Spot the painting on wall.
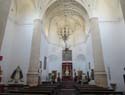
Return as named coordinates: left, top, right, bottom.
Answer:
left=123, top=74, right=125, bottom=85
left=0, top=66, right=2, bottom=82
left=39, top=61, right=42, bottom=71
left=44, top=56, right=47, bottom=70
left=62, top=50, right=72, bottom=61
left=0, top=56, right=3, bottom=61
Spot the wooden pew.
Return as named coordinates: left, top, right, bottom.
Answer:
left=8, top=87, right=54, bottom=95
left=74, top=84, right=123, bottom=95
left=8, top=90, right=53, bottom=95
left=0, top=93, right=48, bottom=95
left=7, top=82, right=61, bottom=95
left=78, top=91, right=123, bottom=95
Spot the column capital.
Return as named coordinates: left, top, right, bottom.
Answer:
left=34, top=19, right=42, bottom=23
left=89, top=17, right=99, bottom=21
left=33, top=19, right=44, bottom=27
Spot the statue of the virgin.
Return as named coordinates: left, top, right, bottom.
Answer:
left=65, top=66, right=69, bottom=76
left=10, top=66, right=23, bottom=83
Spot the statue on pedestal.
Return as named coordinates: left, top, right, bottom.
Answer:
left=91, top=69, right=94, bottom=80
left=57, top=72, right=61, bottom=82
left=74, top=69, right=77, bottom=82
left=10, top=66, right=23, bottom=83
left=65, top=66, right=69, bottom=76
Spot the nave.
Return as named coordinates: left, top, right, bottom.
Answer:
left=1, top=0, right=125, bottom=93
left=0, top=81, right=123, bottom=95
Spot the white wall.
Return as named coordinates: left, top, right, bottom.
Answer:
left=72, top=43, right=89, bottom=75
left=40, top=31, right=49, bottom=81
left=0, top=0, right=11, bottom=50
left=95, top=0, right=122, bottom=20
left=1, top=18, right=16, bottom=84
left=99, top=20, right=125, bottom=91
left=46, top=44, right=62, bottom=79
left=1, top=18, right=33, bottom=84
left=2, top=17, right=125, bottom=91
left=45, top=42, right=89, bottom=79
left=86, top=34, right=95, bottom=70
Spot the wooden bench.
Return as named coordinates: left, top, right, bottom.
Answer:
left=0, top=93, right=48, bottom=95
left=8, top=90, right=53, bottom=95
left=74, top=84, right=123, bottom=95
left=78, top=91, right=123, bottom=95
left=7, top=83, right=61, bottom=95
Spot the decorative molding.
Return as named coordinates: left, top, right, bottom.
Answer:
left=8, top=16, right=34, bottom=25
left=99, top=17, right=122, bottom=22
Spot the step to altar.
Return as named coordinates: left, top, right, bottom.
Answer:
left=61, top=81, right=74, bottom=89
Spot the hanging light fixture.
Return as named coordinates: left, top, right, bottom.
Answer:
left=57, top=15, right=73, bottom=50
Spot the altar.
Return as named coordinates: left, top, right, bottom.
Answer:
left=62, top=62, right=72, bottom=81
left=62, top=49, right=73, bottom=81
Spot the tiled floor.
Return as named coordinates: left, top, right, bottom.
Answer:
left=57, top=81, right=77, bottom=95
left=58, top=89, right=76, bottom=95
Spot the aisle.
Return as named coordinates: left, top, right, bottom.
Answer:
left=58, top=89, right=76, bottom=95
left=57, top=81, right=77, bottom=95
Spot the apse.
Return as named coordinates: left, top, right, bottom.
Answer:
left=43, top=0, right=90, bottom=49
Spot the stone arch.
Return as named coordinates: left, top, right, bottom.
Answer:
left=48, top=55, right=58, bottom=62
left=41, top=0, right=108, bottom=88
left=77, top=54, right=86, bottom=61
left=47, top=55, right=60, bottom=73
left=42, top=0, right=90, bottom=38
left=27, top=0, right=108, bottom=87
left=75, top=54, right=88, bottom=74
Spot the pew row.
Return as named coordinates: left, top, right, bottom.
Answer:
left=74, top=84, right=123, bottom=95
left=6, top=83, right=61, bottom=95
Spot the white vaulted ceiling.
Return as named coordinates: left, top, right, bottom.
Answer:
left=10, top=0, right=97, bottom=23
left=43, top=0, right=90, bottom=47
left=11, top=0, right=96, bottom=15
left=9, top=0, right=121, bottom=47
left=10, top=0, right=120, bottom=22
left=10, top=0, right=95, bottom=47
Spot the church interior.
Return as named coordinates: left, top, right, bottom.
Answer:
left=0, top=0, right=125, bottom=94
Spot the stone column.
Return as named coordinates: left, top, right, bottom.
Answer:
left=0, top=0, right=11, bottom=51
left=120, top=0, right=125, bottom=20
left=27, top=19, right=42, bottom=86
left=90, top=18, right=107, bottom=87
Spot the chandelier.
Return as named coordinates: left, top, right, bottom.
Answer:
left=58, top=25, right=73, bottom=41
left=57, top=15, right=74, bottom=50
left=57, top=25, right=73, bottom=49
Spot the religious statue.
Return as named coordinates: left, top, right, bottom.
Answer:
left=51, top=71, right=57, bottom=83
left=91, top=69, right=94, bottom=80
left=38, top=61, right=42, bottom=85
left=10, top=66, right=23, bottom=83
left=48, top=73, right=52, bottom=81
left=77, top=71, right=82, bottom=84
left=74, top=69, right=76, bottom=77
left=57, top=72, right=61, bottom=82
left=65, top=66, right=69, bottom=76
left=51, top=73, right=55, bottom=83
left=74, top=69, right=77, bottom=82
